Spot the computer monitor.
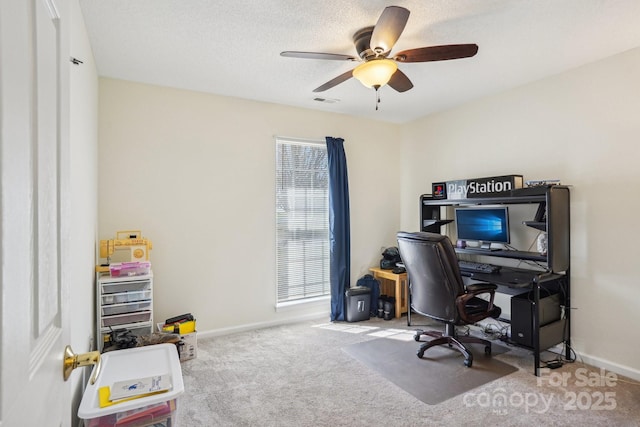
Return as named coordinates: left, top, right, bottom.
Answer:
left=454, top=206, right=510, bottom=250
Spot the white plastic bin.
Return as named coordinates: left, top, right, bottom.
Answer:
left=78, top=344, right=184, bottom=427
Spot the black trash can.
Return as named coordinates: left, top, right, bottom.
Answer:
left=345, top=286, right=371, bottom=322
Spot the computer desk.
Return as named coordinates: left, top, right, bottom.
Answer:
left=406, top=265, right=569, bottom=376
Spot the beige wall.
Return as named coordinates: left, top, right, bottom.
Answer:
left=98, top=47, right=640, bottom=380
left=98, top=79, right=401, bottom=334
left=401, top=47, right=640, bottom=379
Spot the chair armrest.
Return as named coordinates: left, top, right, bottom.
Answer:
left=456, top=289, right=495, bottom=307
left=456, top=284, right=497, bottom=324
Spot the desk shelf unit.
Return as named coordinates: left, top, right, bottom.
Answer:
left=96, top=271, right=154, bottom=352
left=419, top=185, right=571, bottom=375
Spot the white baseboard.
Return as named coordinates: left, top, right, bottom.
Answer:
left=474, top=319, right=640, bottom=382
left=197, top=310, right=329, bottom=339
left=576, top=352, right=640, bottom=382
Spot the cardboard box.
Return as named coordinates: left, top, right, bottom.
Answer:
left=178, top=332, right=197, bottom=362
left=156, top=323, right=197, bottom=362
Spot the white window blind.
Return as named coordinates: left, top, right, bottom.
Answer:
left=275, top=137, right=330, bottom=304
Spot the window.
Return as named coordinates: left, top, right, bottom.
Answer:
left=275, top=137, right=330, bottom=305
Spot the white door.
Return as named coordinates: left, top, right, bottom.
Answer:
left=1, top=0, right=71, bottom=426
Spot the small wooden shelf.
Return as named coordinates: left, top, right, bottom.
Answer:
left=369, top=267, right=408, bottom=319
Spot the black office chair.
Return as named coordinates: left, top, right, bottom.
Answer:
left=396, top=231, right=502, bottom=367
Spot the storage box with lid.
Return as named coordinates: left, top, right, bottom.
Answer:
left=78, top=344, right=184, bottom=427
left=109, top=261, right=151, bottom=278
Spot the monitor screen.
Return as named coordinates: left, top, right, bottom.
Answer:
left=455, top=207, right=510, bottom=245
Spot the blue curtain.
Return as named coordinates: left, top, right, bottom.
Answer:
left=326, top=137, right=350, bottom=321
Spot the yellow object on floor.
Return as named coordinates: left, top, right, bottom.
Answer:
left=162, top=319, right=196, bottom=334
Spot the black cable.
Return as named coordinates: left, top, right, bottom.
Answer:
left=479, top=321, right=509, bottom=340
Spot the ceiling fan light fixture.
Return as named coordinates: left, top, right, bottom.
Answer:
left=353, top=59, right=397, bottom=89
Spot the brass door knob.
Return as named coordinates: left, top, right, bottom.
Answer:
left=63, top=345, right=102, bottom=384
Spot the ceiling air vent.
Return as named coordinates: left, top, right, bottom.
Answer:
left=313, top=97, right=340, bottom=104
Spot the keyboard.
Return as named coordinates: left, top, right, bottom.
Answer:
left=458, top=260, right=502, bottom=274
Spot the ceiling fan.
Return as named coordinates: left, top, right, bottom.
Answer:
left=281, top=6, right=478, bottom=97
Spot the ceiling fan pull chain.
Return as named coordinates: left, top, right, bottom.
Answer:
left=375, top=86, right=380, bottom=111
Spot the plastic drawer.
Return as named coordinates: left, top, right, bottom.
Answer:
left=101, top=290, right=151, bottom=305
left=101, top=301, right=152, bottom=316
left=101, top=279, right=151, bottom=294
left=85, top=399, right=177, bottom=427
left=101, top=311, right=152, bottom=327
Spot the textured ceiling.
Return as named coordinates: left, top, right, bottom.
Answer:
left=78, top=0, right=640, bottom=124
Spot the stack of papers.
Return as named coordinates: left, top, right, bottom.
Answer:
left=98, top=374, right=172, bottom=408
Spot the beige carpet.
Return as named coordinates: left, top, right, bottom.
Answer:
left=176, top=316, right=640, bottom=426
left=343, top=336, right=517, bottom=404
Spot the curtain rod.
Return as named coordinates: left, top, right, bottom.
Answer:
left=274, top=135, right=326, bottom=145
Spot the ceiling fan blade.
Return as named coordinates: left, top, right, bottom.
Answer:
left=370, top=6, right=410, bottom=55
left=394, top=44, right=479, bottom=63
left=313, top=69, right=354, bottom=92
left=387, top=69, right=413, bottom=93
left=280, top=51, right=358, bottom=61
